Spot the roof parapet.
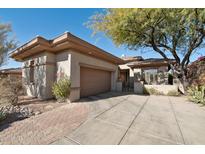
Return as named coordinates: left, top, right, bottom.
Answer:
left=10, top=32, right=124, bottom=64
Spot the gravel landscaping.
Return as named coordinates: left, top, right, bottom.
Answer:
left=0, top=96, right=66, bottom=130
left=0, top=105, right=34, bottom=126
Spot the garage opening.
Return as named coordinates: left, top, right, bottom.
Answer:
left=80, top=66, right=111, bottom=98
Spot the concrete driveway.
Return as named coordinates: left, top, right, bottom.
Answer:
left=52, top=92, right=205, bottom=145
left=1, top=92, right=205, bottom=145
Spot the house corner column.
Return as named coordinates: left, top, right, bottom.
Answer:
left=111, top=68, right=118, bottom=91
left=69, top=52, right=80, bottom=102
left=69, top=88, right=80, bottom=102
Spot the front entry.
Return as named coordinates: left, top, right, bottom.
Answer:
left=119, top=69, right=131, bottom=91
left=80, top=67, right=111, bottom=98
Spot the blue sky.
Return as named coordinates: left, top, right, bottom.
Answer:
left=0, top=8, right=204, bottom=69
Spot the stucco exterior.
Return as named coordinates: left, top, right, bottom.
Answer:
left=56, top=51, right=71, bottom=81
left=21, top=49, right=119, bottom=102
left=144, top=85, right=178, bottom=95
left=12, top=32, right=178, bottom=102
left=22, top=52, right=56, bottom=99
left=13, top=33, right=123, bottom=102
left=69, top=50, right=118, bottom=101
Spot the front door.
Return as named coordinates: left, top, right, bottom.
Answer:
left=120, top=70, right=129, bottom=91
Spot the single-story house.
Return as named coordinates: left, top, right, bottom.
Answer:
left=11, top=32, right=124, bottom=101
left=0, top=67, right=22, bottom=80
left=11, top=32, right=178, bottom=101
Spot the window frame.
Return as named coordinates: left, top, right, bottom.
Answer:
left=29, top=60, right=35, bottom=84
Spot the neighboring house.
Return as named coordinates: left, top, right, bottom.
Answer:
left=119, top=56, right=176, bottom=91
left=11, top=32, right=177, bottom=101
left=11, top=32, right=124, bottom=101
left=0, top=68, right=22, bottom=80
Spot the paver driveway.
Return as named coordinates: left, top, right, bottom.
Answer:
left=1, top=92, right=205, bottom=145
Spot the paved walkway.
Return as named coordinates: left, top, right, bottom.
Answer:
left=0, top=104, right=89, bottom=144
left=1, top=92, right=205, bottom=144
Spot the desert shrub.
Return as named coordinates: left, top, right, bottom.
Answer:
left=144, top=87, right=163, bottom=95
left=167, top=90, right=180, bottom=96
left=187, top=85, right=205, bottom=105
left=0, top=111, right=6, bottom=122
left=52, top=77, right=71, bottom=102
left=0, top=77, right=23, bottom=106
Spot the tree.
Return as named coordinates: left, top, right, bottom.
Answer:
left=87, top=9, right=205, bottom=91
left=0, top=21, right=16, bottom=67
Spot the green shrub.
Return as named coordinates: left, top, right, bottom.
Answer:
left=167, top=90, right=180, bottom=96
left=52, top=77, right=71, bottom=102
left=187, top=85, right=205, bottom=105
left=0, top=111, right=6, bottom=122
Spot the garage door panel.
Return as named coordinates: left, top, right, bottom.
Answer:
left=80, top=67, right=111, bottom=97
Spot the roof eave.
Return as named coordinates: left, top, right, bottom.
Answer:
left=10, top=33, right=124, bottom=65
left=10, top=36, right=50, bottom=60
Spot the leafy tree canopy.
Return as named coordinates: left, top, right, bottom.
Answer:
left=0, top=21, right=16, bottom=67
left=88, top=9, right=205, bottom=76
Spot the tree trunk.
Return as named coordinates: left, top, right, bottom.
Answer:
left=178, top=69, right=189, bottom=95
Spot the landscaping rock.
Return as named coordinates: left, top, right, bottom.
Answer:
left=0, top=105, right=34, bottom=123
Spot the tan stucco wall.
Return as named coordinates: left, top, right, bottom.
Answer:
left=22, top=52, right=56, bottom=99
left=118, top=64, right=142, bottom=88
left=144, top=85, right=178, bottom=95
left=22, top=50, right=118, bottom=102
left=116, top=81, right=122, bottom=92
left=22, top=53, right=46, bottom=98
left=56, top=51, right=71, bottom=81
left=45, top=52, right=56, bottom=98
left=69, top=50, right=118, bottom=102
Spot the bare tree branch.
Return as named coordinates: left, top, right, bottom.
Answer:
left=149, top=27, right=169, bottom=60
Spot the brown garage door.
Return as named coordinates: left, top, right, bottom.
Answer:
left=80, top=67, right=111, bottom=97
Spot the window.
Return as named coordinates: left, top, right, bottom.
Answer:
left=144, top=69, right=158, bottom=85
left=30, top=60, right=34, bottom=83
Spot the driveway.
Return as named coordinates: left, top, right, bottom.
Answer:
left=1, top=92, right=205, bottom=144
